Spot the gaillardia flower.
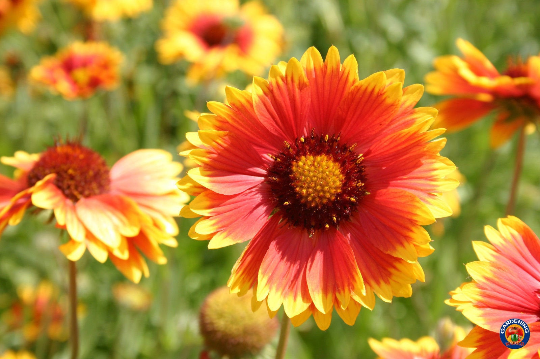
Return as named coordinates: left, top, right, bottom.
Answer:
left=368, top=326, right=471, bottom=359
left=66, top=0, right=152, bottom=22
left=447, top=216, right=540, bottom=358
left=156, top=0, right=283, bottom=83
left=0, top=0, right=41, bottom=35
left=426, top=38, right=540, bottom=148
left=29, top=42, right=122, bottom=100
left=3, top=281, right=67, bottom=342
left=0, top=141, right=188, bottom=282
left=179, top=46, right=457, bottom=329
left=199, top=286, right=279, bottom=358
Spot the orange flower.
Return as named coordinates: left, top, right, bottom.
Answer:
left=29, top=42, right=122, bottom=100
left=447, top=216, right=540, bottom=358
left=0, top=141, right=188, bottom=282
left=3, top=281, right=67, bottom=342
left=156, top=0, right=283, bottom=83
left=0, top=0, right=40, bottom=35
left=179, top=46, right=457, bottom=330
left=426, top=39, right=540, bottom=148
left=66, top=0, right=152, bottom=22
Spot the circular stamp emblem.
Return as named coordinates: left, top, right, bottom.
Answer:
left=500, top=319, right=530, bottom=349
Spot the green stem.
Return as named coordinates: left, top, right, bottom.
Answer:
left=274, top=314, right=291, bottom=359
left=505, top=126, right=526, bottom=216
left=69, top=260, right=79, bottom=359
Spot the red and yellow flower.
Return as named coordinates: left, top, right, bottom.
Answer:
left=0, top=141, right=188, bottom=282
left=368, top=325, right=471, bottom=359
left=66, top=0, right=152, bottom=22
left=29, top=42, right=123, bottom=100
left=3, top=281, right=67, bottom=341
left=0, top=0, right=40, bottom=35
left=156, top=0, right=283, bottom=83
left=447, top=216, right=540, bottom=358
left=426, top=39, right=540, bottom=148
left=179, top=46, right=457, bottom=329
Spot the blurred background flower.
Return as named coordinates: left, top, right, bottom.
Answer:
left=199, top=286, right=279, bottom=358
left=29, top=42, right=123, bottom=100
left=0, top=351, right=36, bottom=359
left=112, top=282, right=152, bottom=311
left=426, top=39, right=540, bottom=148
left=66, top=0, right=153, bottom=22
left=368, top=320, right=471, bottom=359
left=2, top=281, right=67, bottom=342
left=0, top=0, right=40, bottom=36
left=156, top=0, right=283, bottom=83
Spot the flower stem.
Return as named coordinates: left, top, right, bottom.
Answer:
left=69, top=260, right=79, bottom=359
left=275, top=314, right=291, bottom=359
left=505, top=126, right=526, bottom=216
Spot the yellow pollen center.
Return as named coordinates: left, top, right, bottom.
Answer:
left=291, top=154, right=344, bottom=207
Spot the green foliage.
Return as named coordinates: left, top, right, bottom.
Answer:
left=1, top=0, right=539, bottom=358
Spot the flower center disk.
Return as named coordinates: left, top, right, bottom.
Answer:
left=266, top=132, right=368, bottom=233
left=291, top=154, right=344, bottom=207
left=27, top=143, right=110, bottom=202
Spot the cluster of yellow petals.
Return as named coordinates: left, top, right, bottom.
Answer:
left=0, top=0, right=41, bottom=35
left=66, top=0, right=152, bottom=21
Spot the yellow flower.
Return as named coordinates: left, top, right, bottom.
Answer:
left=66, top=0, right=152, bottom=22
left=156, top=0, right=283, bottom=83
left=112, top=283, right=152, bottom=311
left=29, top=42, right=123, bottom=100
left=0, top=351, right=36, bottom=359
left=0, top=66, right=14, bottom=97
left=0, top=0, right=40, bottom=35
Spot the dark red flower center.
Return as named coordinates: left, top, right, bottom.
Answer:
left=266, top=132, right=368, bottom=235
left=504, top=56, right=529, bottom=78
left=27, top=142, right=110, bottom=202
left=190, top=15, right=253, bottom=52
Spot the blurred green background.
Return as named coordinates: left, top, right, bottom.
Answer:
left=1, top=0, right=540, bottom=358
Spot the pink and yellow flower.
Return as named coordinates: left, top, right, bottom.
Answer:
left=156, top=0, right=283, bottom=83
left=66, top=0, right=152, bottom=22
left=179, top=46, right=457, bottom=330
left=426, top=39, right=540, bottom=148
left=0, top=141, right=188, bottom=282
left=447, top=216, right=540, bottom=358
left=29, top=42, right=123, bottom=100
left=0, top=0, right=40, bottom=35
